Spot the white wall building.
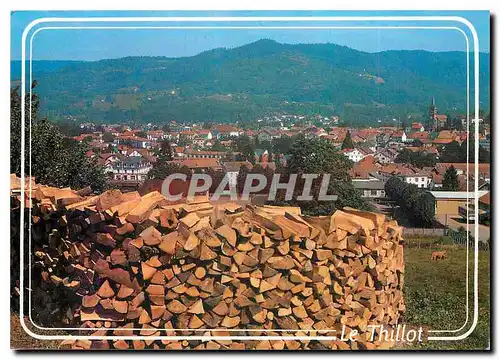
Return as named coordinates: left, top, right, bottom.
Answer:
left=403, top=174, right=431, bottom=188
left=342, top=148, right=365, bottom=163
left=110, top=157, right=152, bottom=182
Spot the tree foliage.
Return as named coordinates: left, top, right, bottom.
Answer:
left=394, top=148, right=437, bottom=168
left=102, top=131, right=115, bottom=143
left=341, top=130, right=354, bottom=150
left=148, top=162, right=190, bottom=180
left=14, top=44, right=490, bottom=125
left=385, top=176, right=435, bottom=226
left=442, top=165, right=460, bottom=191
left=269, top=137, right=370, bottom=215
left=157, top=140, right=174, bottom=161
left=272, top=134, right=304, bottom=155
left=440, top=140, right=490, bottom=163
left=233, top=135, right=256, bottom=163
left=148, top=140, right=184, bottom=180
left=11, top=84, right=107, bottom=192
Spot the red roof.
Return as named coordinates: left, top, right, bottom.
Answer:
left=479, top=192, right=490, bottom=206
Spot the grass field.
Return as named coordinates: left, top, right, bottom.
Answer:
left=402, top=245, right=490, bottom=350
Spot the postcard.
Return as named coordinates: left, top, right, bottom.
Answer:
left=10, top=10, right=491, bottom=351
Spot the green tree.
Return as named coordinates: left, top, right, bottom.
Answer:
left=161, top=123, right=171, bottom=133
left=272, top=134, right=303, bottom=154
left=384, top=176, right=435, bottom=226
left=341, top=130, right=354, bottom=150
left=209, top=139, right=226, bottom=152
left=157, top=140, right=174, bottom=161
left=236, top=164, right=251, bottom=194
left=442, top=165, right=460, bottom=191
left=270, top=137, right=369, bottom=215
left=439, top=141, right=464, bottom=162
left=148, top=162, right=189, bottom=180
left=149, top=140, right=178, bottom=179
left=413, top=192, right=436, bottom=226
left=11, top=84, right=107, bottom=192
left=395, top=149, right=436, bottom=168
left=102, top=132, right=115, bottom=143
left=234, top=135, right=256, bottom=164
left=412, top=139, right=423, bottom=147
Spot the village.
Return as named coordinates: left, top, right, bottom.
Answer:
left=71, top=102, right=491, bottom=244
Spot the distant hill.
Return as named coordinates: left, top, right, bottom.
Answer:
left=11, top=60, right=86, bottom=80
left=11, top=39, right=490, bottom=125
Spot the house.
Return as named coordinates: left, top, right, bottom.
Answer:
left=434, top=114, right=448, bottom=129
left=110, top=157, right=153, bottom=183
left=196, top=130, right=213, bottom=140
left=114, top=135, right=151, bottom=149
left=479, top=192, right=490, bottom=212
left=184, top=149, right=225, bottom=159
left=169, top=158, right=222, bottom=172
left=434, top=163, right=490, bottom=184
left=390, top=131, right=408, bottom=144
left=352, top=179, right=386, bottom=199
left=212, top=125, right=241, bottom=139
left=165, top=132, right=180, bottom=142
left=97, top=153, right=122, bottom=173
left=378, top=164, right=432, bottom=188
left=411, top=122, right=425, bottom=132
left=430, top=190, right=488, bottom=216
left=257, top=130, right=273, bottom=142
left=169, top=146, right=183, bottom=158
left=146, top=130, right=165, bottom=141
left=376, top=133, right=391, bottom=148
left=179, top=130, right=197, bottom=140
left=341, top=148, right=365, bottom=163
left=126, top=149, right=142, bottom=158
left=373, top=148, right=398, bottom=164
left=350, top=156, right=379, bottom=179
left=222, top=161, right=253, bottom=189
left=430, top=130, right=458, bottom=145
left=402, top=173, right=432, bottom=188
left=192, top=138, right=206, bottom=147
left=407, top=131, right=430, bottom=142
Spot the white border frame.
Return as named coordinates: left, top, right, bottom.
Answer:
left=19, top=15, right=480, bottom=343
left=26, top=25, right=473, bottom=336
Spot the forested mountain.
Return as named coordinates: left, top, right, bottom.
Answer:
left=11, top=39, right=490, bottom=125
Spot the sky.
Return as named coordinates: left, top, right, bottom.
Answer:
left=11, top=10, right=490, bottom=61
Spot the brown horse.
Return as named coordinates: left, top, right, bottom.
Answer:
left=431, top=251, right=447, bottom=260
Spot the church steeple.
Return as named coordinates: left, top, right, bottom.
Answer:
left=428, top=97, right=438, bottom=131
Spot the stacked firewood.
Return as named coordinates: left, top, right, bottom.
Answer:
left=11, top=175, right=405, bottom=350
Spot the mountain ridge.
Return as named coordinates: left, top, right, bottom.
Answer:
left=10, top=39, right=490, bottom=125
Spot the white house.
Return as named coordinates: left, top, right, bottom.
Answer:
left=341, top=148, right=365, bottom=163
left=110, top=157, right=152, bottom=182
left=402, top=173, right=432, bottom=188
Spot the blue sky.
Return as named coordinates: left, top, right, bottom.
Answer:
left=11, top=10, right=490, bottom=61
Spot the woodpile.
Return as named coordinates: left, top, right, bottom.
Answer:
left=11, top=175, right=405, bottom=350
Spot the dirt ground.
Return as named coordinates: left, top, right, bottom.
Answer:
left=10, top=313, right=61, bottom=350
